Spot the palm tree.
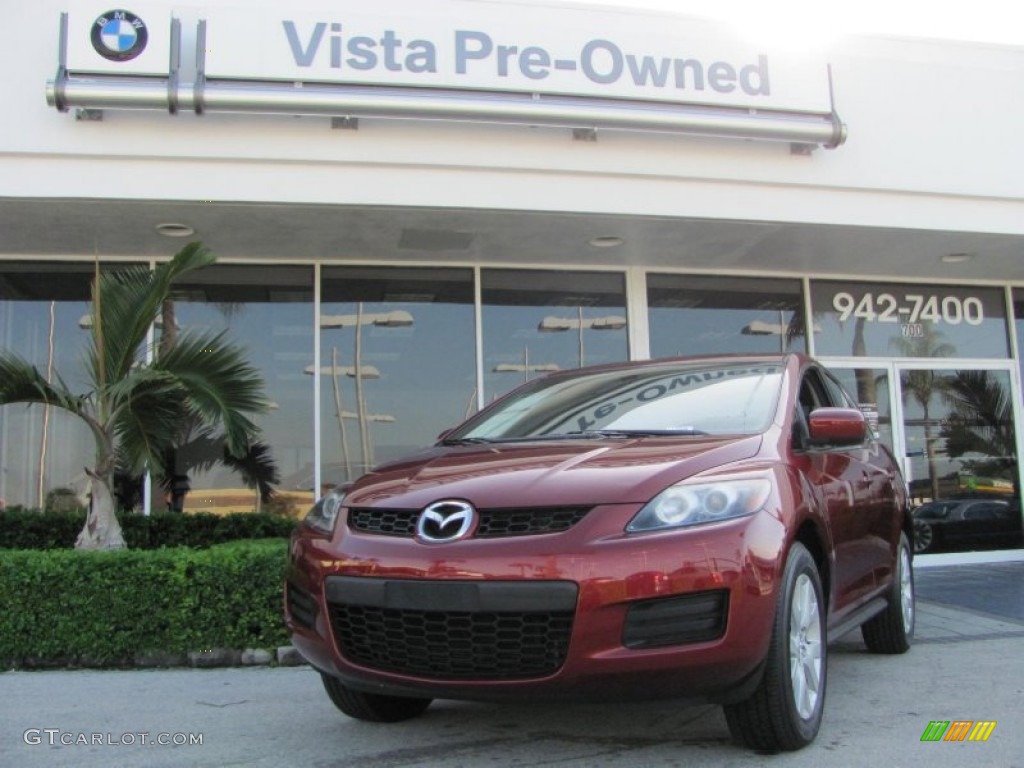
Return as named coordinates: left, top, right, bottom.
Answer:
left=940, top=370, right=1017, bottom=486
left=0, top=243, right=271, bottom=549
left=156, top=421, right=280, bottom=513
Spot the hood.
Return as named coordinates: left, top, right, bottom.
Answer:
left=345, top=434, right=763, bottom=509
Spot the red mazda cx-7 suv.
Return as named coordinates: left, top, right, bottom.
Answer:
left=286, top=354, right=914, bottom=751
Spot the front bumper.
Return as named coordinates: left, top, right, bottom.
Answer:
left=286, top=502, right=786, bottom=703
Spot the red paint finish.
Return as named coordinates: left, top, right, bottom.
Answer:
left=286, top=354, right=909, bottom=705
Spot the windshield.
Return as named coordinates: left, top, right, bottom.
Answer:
left=446, top=361, right=783, bottom=442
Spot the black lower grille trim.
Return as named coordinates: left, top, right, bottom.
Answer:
left=287, top=582, right=318, bottom=630
left=622, top=590, right=729, bottom=649
left=326, top=577, right=577, bottom=680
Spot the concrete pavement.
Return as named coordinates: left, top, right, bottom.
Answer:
left=2, top=559, right=1022, bottom=768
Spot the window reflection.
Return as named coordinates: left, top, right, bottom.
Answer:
left=157, top=264, right=314, bottom=516
left=456, top=361, right=783, bottom=439
left=319, top=267, right=475, bottom=487
left=482, top=269, right=628, bottom=401
left=810, top=281, right=1009, bottom=359
left=827, top=368, right=894, bottom=453
left=0, top=263, right=140, bottom=510
left=648, top=274, right=806, bottom=358
left=1016, top=288, right=1024, bottom=401
left=902, top=368, right=1021, bottom=554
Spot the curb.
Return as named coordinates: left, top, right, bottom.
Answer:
left=8, top=646, right=307, bottom=671
left=186, top=646, right=307, bottom=668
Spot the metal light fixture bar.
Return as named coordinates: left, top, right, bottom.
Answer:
left=210, top=80, right=848, bottom=147
left=49, top=76, right=847, bottom=147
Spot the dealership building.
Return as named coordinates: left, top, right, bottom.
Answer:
left=1, top=1, right=1023, bottom=555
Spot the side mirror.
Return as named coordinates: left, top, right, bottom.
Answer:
left=807, top=407, right=866, bottom=447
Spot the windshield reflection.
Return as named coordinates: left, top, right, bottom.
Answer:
left=448, top=363, right=783, bottom=441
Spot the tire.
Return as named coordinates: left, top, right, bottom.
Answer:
left=321, top=674, right=432, bottom=723
left=724, top=543, right=826, bottom=752
left=861, top=533, right=914, bottom=654
left=913, top=520, right=933, bottom=554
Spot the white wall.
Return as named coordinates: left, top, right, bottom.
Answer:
left=2, top=0, right=1023, bottom=235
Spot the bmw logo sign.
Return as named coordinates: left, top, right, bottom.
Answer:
left=90, top=10, right=148, bottom=62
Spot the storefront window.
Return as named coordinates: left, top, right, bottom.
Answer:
left=1015, top=288, right=1024, bottom=395
left=320, top=267, right=475, bottom=487
left=482, top=269, right=628, bottom=401
left=157, top=264, right=315, bottom=516
left=648, top=274, right=806, bottom=358
left=900, top=367, right=1021, bottom=554
left=810, top=281, right=1009, bottom=359
left=0, top=263, right=138, bottom=510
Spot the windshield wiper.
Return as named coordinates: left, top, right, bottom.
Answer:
left=565, top=428, right=710, bottom=438
left=443, top=429, right=709, bottom=445
left=443, top=433, right=622, bottom=444
left=439, top=436, right=495, bottom=446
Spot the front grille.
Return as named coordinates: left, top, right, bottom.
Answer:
left=286, top=582, right=318, bottom=630
left=476, top=507, right=590, bottom=537
left=347, top=508, right=418, bottom=535
left=622, top=590, right=729, bottom=649
left=347, top=506, right=591, bottom=538
left=326, top=577, right=578, bottom=680
left=330, top=605, right=573, bottom=679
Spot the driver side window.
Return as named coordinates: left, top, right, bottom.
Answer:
left=794, top=367, right=839, bottom=450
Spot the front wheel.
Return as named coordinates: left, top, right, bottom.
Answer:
left=861, top=532, right=914, bottom=654
left=321, top=674, right=432, bottom=722
left=724, top=543, right=826, bottom=751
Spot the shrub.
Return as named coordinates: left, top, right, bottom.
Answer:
left=0, top=508, right=296, bottom=550
left=120, top=511, right=296, bottom=549
left=0, top=539, right=290, bottom=666
left=0, top=507, right=87, bottom=550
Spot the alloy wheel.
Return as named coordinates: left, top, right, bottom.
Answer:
left=788, top=573, right=823, bottom=720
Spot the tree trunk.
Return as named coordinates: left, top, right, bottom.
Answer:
left=75, top=468, right=126, bottom=550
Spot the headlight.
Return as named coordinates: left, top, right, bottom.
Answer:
left=627, top=473, right=772, bottom=533
left=304, top=488, right=346, bottom=534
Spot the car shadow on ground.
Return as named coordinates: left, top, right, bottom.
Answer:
left=325, top=642, right=888, bottom=768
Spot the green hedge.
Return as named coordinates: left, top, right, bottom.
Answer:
left=0, top=539, right=290, bottom=667
left=0, top=508, right=296, bottom=550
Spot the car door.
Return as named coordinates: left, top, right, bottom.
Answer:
left=795, top=366, right=892, bottom=616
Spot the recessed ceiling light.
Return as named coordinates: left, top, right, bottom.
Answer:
left=155, top=222, right=196, bottom=237
left=589, top=236, right=624, bottom=248
left=941, top=252, right=974, bottom=263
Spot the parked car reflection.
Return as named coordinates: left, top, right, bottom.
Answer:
left=912, top=497, right=1023, bottom=554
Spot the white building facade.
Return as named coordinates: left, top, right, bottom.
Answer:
left=2, top=1, right=1023, bottom=554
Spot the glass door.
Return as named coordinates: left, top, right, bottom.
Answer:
left=825, top=361, right=1022, bottom=555
left=896, top=364, right=1021, bottom=555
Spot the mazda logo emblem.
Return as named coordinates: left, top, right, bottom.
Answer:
left=417, top=500, right=476, bottom=543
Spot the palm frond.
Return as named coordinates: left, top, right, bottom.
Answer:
left=108, top=368, right=190, bottom=475
left=154, top=328, right=269, bottom=455
left=221, top=441, right=280, bottom=501
left=85, top=242, right=216, bottom=390
left=156, top=427, right=226, bottom=486
left=0, top=351, right=91, bottom=415
left=87, top=263, right=157, bottom=386
left=940, top=370, right=1015, bottom=465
